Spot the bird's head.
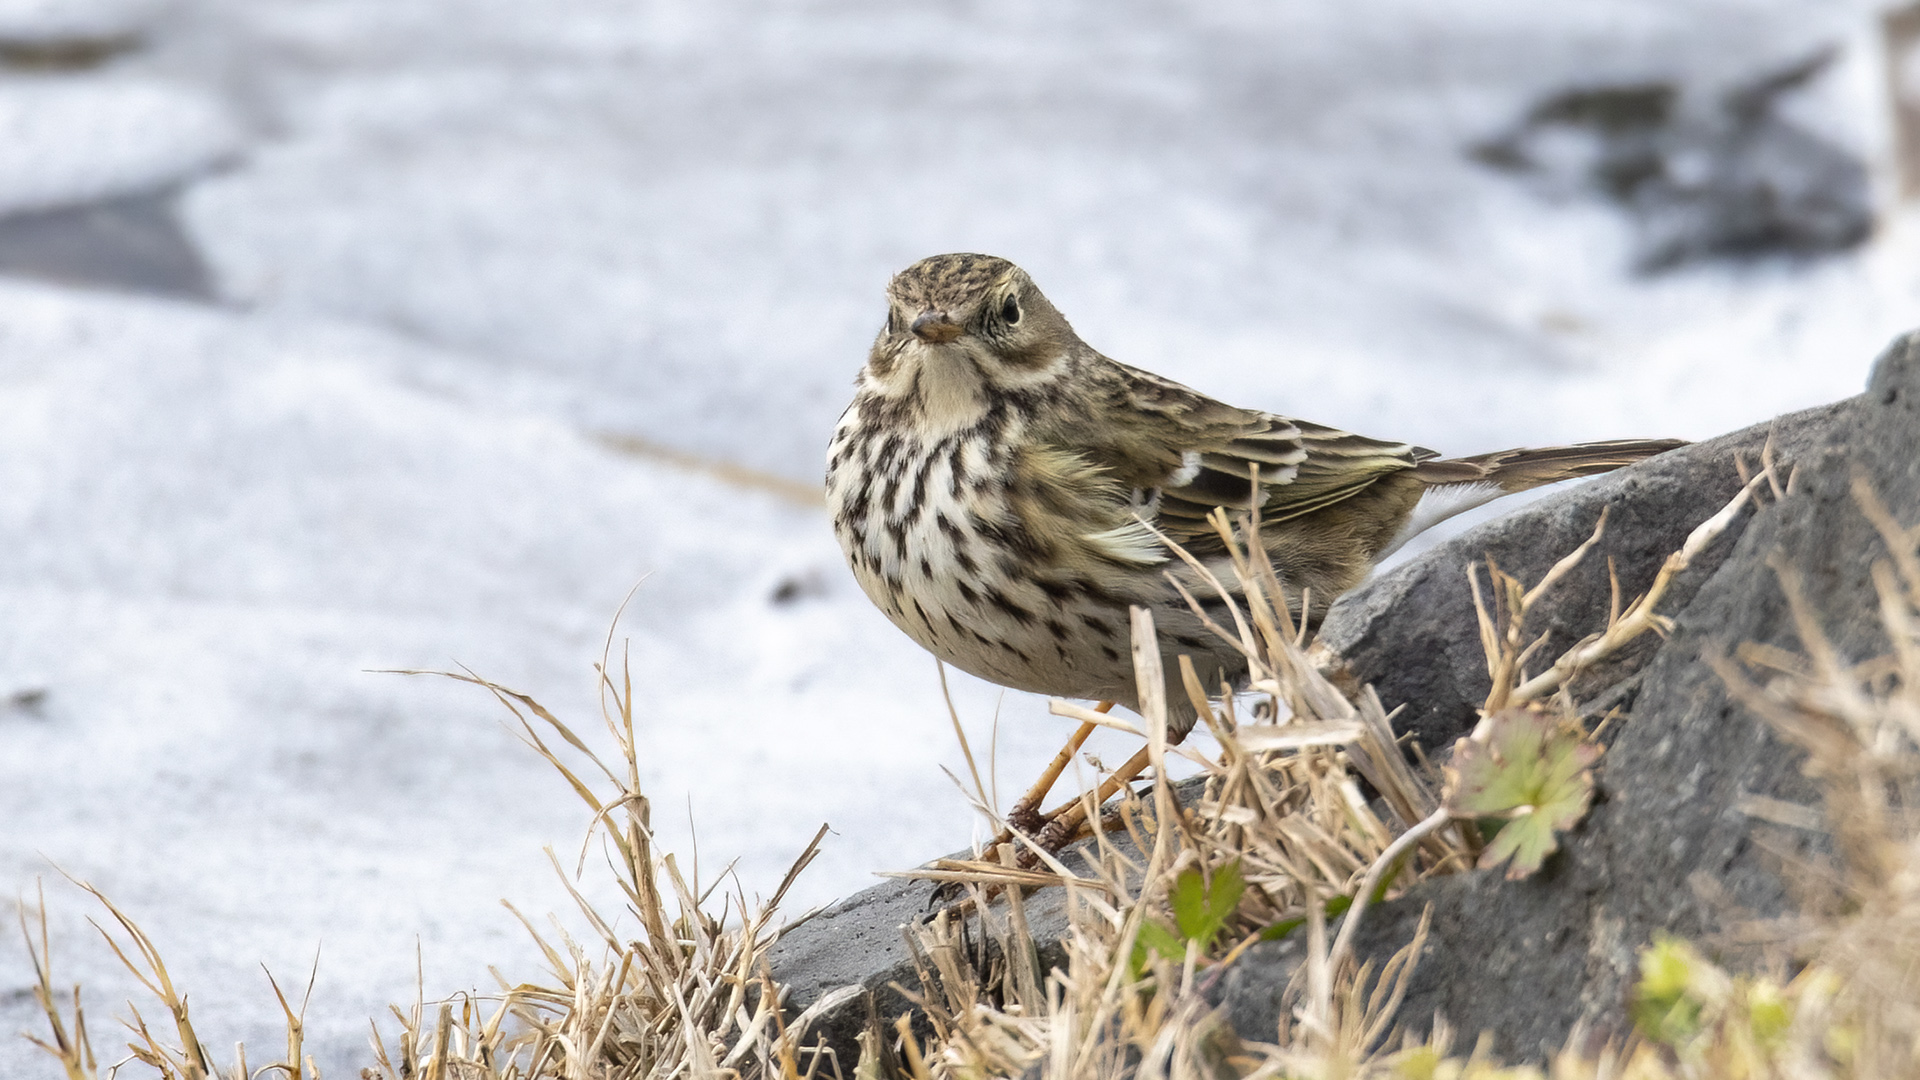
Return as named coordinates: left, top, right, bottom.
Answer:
left=863, top=254, right=1079, bottom=413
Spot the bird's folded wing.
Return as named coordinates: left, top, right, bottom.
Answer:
left=1082, top=361, right=1427, bottom=549
left=1155, top=417, right=1427, bottom=537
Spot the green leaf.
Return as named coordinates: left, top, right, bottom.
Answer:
left=1171, top=868, right=1206, bottom=939
left=1746, top=980, right=1791, bottom=1047
left=1386, top=1045, right=1442, bottom=1079
left=1444, top=707, right=1601, bottom=879
left=1172, top=859, right=1246, bottom=952
left=1139, top=919, right=1186, bottom=957
left=1258, top=915, right=1305, bottom=942
left=1129, top=918, right=1187, bottom=978
left=1631, top=936, right=1705, bottom=1046
left=1207, top=860, right=1246, bottom=929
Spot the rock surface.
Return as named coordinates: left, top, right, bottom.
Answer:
left=1221, top=331, right=1918, bottom=1058
left=769, top=332, right=1919, bottom=1066
left=0, top=186, right=211, bottom=298
left=765, top=861, right=1044, bottom=1066
left=768, top=787, right=1192, bottom=1068
left=1315, top=393, right=1851, bottom=756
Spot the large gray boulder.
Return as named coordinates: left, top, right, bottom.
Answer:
left=1316, top=393, right=1850, bottom=756
left=1217, top=332, right=1919, bottom=1058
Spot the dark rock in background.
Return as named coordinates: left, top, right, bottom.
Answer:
left=767, top=334, right=1918, bottom=1068
left=0, top=32, right=140, bottom=72
left=1474, top=49, right=1873, bottom=272
left=0, top=23, right=215, bottom=302
left=1888, top=4, right=1920, bottom=200
left=0, top=186, right=213, bottom=300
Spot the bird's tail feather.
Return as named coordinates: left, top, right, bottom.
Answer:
left=1372, top=437, right=1687, bottom=562
left=1413, top=438, right=1687, bottom=493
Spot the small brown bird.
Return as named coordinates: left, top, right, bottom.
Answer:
left=826, top=253, right=1680, bottom=834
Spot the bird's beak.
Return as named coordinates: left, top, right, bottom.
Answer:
left=910, top=309, right=964, bottom=343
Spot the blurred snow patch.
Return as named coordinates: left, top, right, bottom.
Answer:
left=0, top=0, right=160, bottom=41
left=0, top=78, right=241, bottom=214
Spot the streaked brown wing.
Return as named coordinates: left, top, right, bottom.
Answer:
left=1260, top=419, right=1431, bottom=520
left=1155, top=413, right=1427, bottom=538
left=1075, top=357, right=1428, bottom=550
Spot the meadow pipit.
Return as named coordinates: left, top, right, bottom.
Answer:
left=826, top=253, right=1681, bottom=840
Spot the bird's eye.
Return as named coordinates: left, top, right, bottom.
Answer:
left=1001, top=295, right=1020, bottom=324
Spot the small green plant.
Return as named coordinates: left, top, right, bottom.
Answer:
left=1444, top=707, right=1600, bottom=879
left=1629, top=935, right=1829, bottom=1074
left=1129, top=859, right=1246, bottom=975
left=1631, top=936, right=1715, bottom=1046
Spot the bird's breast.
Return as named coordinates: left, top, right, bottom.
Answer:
left=826, top=406, right=1135, bottom=698
left=827, top=410, right=1010, bottom=615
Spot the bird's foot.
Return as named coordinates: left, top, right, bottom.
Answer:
left=1004, top=800, right=1047, bottom=838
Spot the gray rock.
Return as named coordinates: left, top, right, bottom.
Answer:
left=765, top=872, right=948, bottom=1069
left=1222, top=331, right=1919, bottom=1059
left=0, top=33, right=141, bottom=71
left=1317, top=394, right=1852, bottom=756
left=767, top=871, right=1009, bottom=1068
left=0, top=186, right=213, bottom=300
left=1474, top=51, right=1874, bottom=273
left=768, top=775, right=1204, bottom=1068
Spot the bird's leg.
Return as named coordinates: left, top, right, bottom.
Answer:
left=1031, top=741, right=1157, bottom=854
left=1000, top=702, right=1113, bottom=840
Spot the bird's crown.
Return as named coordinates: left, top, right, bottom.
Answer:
left=887, top=252, right=1020, bottom=312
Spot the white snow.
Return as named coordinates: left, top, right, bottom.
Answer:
left=0, top=0, right=159, bottom=42
left=0, top=77, right=241, bottom=216
left=3, top=0, right=1920, bottom=1076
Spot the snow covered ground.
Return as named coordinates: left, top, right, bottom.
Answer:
left=3, top=0, right=1918, bottom=1075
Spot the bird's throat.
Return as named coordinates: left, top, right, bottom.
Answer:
left=905, top=345, right=991, bottom=437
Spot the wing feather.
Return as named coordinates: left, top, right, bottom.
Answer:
left=1060, top=356, right=1426, bottom=553
left=1158, top=418, right=1421, bottom=530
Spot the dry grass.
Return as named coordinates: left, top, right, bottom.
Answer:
left=360, top=636, right=855, bottom=1080
left=862, top=492, right=1621, bottom=1078
left=20, top=872, right=317, bottom=1080
left=861, top=463, right=1920, bottom=1078
left=19, top=462, right=1919, bottom=1079
left=21, top=627, right=844, bottom=1080
left=1695, top=471, right=1920, bottom=1078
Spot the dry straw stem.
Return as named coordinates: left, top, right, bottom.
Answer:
left=75, top=874, right=232, bottom=1080
left=878, top=460, right=1918, bottom=1076
left=1333, top=464, right=1763, bottom=942
left=19, top=867, right=290, bottom=1080
left=374, top=634, right=839, bottom=1080
left=1475, top=465, right=1772, bottom=716
left=593, top=432, right=824, bottom=508
left=19, top=879, right=97, bottom=1080
left=26, top=626, right=840, bottom=1080
left=28, top=453, right=1884, bottom=1079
